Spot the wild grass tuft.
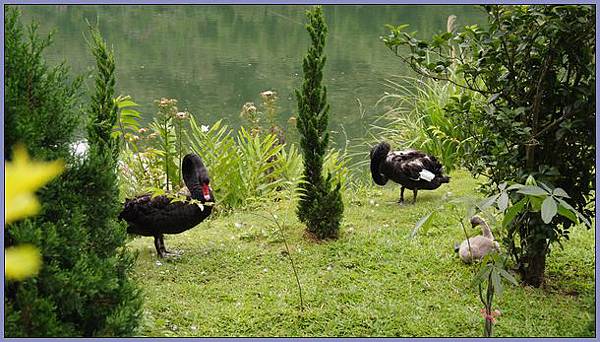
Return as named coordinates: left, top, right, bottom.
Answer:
left=366, top=75, right=485, bottom=172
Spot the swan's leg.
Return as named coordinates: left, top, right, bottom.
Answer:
left=154, top=235, right=165, bottom=258
left=159, top=235, right=174, bottom=255
left=160, top=235, right=180, bottom=256
left=412, top=189, right=418, bottom=204
left=399, top=186, right=405, bottom=203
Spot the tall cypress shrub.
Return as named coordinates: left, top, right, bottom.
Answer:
left=295, top=6, right=344, bottom=239
left=4, top=9, right=141, bottom=336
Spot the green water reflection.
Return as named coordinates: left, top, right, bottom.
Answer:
left=19, top=5, right=485, bottom=145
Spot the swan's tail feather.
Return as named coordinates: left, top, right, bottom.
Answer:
left=438, top=175, right=451, bottom=184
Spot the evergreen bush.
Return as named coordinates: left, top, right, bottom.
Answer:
left=5, top=9, right=142, bottom=336
left=295, top=6, right=344, bottom=239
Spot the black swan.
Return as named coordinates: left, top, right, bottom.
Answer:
left=456, top=216, right=500, bottom=263
left=369, top=141, right=450, bottom=203
left=119, top=153, right=215, bottom=258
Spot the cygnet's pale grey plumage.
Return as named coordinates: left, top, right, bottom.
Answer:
left=458, top=216, right=500, bottom=263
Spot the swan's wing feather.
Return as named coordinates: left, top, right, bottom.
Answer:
left=120, top=194, right=204, bottom=230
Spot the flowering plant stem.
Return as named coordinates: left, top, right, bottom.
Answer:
left=176, top=118, right=183, bottom=186
left=479, top=275, right=495, bottom=337
left=162, top=114, right=171, bottom=191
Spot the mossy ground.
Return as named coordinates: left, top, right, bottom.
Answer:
left=129, top=170, right=595, bottom=337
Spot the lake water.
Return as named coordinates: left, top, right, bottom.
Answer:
left=19, top=5, right=485, bottom=146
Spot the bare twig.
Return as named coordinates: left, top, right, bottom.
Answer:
left=460, top=218, right=474, bottom=261
left=250, top=211, right=305, bottom=311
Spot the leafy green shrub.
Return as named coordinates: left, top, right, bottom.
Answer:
left=5, top=10, right=141, bottom=336
left=383, top=4, right=595, bottom=287
left=185, top=114, right=349, bottom=213
left=187, top=117, right=294, bottom=210
left=478, top=177, right=592, bottom=264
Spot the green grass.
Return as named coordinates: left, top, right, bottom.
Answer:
left=128, top=170, right=595, bottom=337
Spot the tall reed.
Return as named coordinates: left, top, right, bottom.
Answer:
left=368, top=75, right=484, bottom=172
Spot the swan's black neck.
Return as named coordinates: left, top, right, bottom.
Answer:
left=370, top=142, right=390, bottom=186
left=188, top=183, right=202, bottom=201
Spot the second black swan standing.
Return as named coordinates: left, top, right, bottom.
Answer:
left=119, top=153, right=215, bottom=258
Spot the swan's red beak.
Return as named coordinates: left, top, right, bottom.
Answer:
left=201, top=184, right=211, bottom=201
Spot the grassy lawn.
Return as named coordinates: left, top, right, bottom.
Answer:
left=128, top=170, right=595, bottom=337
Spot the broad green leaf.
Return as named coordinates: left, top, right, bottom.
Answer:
left=497, top=192, right=509, bottom=211
left=556, top=198, right=591, bottom=227
left=120, top=108, right=141, bottom=118
left=491, top=270, right=503, bottom=296
left=541, top=196, right=558, bottom=223
left=471, top=264, right=492, bottom=288
left=506, top=183, right=524, bottom=191
left=409, top=212, right=434, bottom=240
left=538, top=182, right=552, bottom=193
left=466, top=205, right=477, bottom=221
left=481, top=253, right=493, bottom=265
left=517, top=186, right=548, bottom=196
left=117, top=99, right=139, bottom=108
left=525, top=175, right=537, bottom=186
left=502, top=197, right=527, bottom=228
left=149, top=188, right=165, bottom=199
left=557, top=203, right=578, bottom=224
left=529, top=196, right=544, bottom=211
left=120, top=117, right=139, bottom=127
left=552, top=187, right=570, bottom=198
left=498, top=268, right=519, bottom=286
left=477, top=194, right=500, bottom=211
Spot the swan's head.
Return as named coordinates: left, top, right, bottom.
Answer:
left=183, top=153, right=214, bottom=203
left=470, top=215, right=487, bottom=228
left=198, top=172, right=213, bottom=202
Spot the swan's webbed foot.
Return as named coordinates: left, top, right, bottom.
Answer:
left=162, top=248, right=179, bottom=256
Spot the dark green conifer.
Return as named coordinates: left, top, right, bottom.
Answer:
left=295, top=6, right=344, bottom=239
left=5, top=9, right=141, bottom=336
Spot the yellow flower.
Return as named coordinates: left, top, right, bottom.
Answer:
left=5, top=145, right=64, bottom=281
left=5, top=245, right=42, bottom=280
left=5, top=145, right=64, bottom=224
